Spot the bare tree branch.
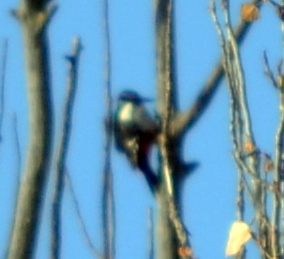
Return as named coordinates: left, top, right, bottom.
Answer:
left=147, top=208, right=154, bottom=259
left=155, top=0, right=178, bottom=115
left=236, top=171, right=245, bottom=221
left=4, top=114, right=22, bottom=259
left=102, top=0, right=115, bottom=257
left=155, top=0, right=192, bottom=258
left=172, top=0, right=264, bottom=137
left=8, top=1, right=55, bottom=258
left=65, top=172, right=103, bottom=259
left=0, top=39, right=8, bottom=141
left=272, top=75, right=284, bottom=259
left=11, top=114, right=22, bottom=216
left=51, top=37, right=82, bottom=259
left=263, top=49, right=284, bottom=257
left=263, top=51, right=278, bottom=88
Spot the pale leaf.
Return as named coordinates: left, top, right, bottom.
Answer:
left=241, top=3, right=259, bottom=22
left=225, top=221, right=251, bottom=256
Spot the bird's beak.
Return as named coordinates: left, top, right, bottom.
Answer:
left=141, top=97, right=153, bottom=102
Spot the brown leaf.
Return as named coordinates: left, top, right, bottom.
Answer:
left=241, top=3, right=259, bottom=22
left=226, top=221, right=251, bottom=256
left=263, top=153, right=274, bottom=172
left=178, top=246, right=192, bottom=257
left=244, top=141, right=255, bottom=153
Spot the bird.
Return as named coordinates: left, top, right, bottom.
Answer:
left=114, top=90, right=158, bottom=192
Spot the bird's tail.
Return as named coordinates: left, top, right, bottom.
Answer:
left=137, top=155, right=158, bottom=194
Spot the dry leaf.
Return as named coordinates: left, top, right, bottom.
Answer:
left=241, top=3, right=259, bottom=22
left=263, top=153, right=274, bottom=172
left=178, top=246, right=192, bottom=257
left=244, top=141, right=255, bottom=153
left=225, top=221, right=251, bottom=256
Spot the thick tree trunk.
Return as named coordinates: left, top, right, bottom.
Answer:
left=8, top=1, right=54, bottom=258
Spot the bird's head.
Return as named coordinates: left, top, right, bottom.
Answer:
left=118, top=90, right=152, bottom=105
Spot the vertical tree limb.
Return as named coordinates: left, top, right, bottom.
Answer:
left=102, top=0, right=115, bottom=257
left=147, top=208, right=154, bottom=259
left=272, top=80, right=284, bottom=258
left=223, top=2, right=268, bottom=255
left=155, top=0, right=192, bottom=258
left=276, top=13, right=284, bottom=256
left=155, top=0, right=177, bottom=115
left=4, top=114, right=22, bottom=259
left=11, top=114, right=22, bottom=225
left=0, top=39, right=8, bottom=140
left=8, top=1, right=55, bottom=258
left=155, top=0, right=177, bottom=257
left=51, top=37, right=82, bottom=259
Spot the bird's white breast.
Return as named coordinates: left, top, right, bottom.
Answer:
left=119, top=103, right=134, bottom=122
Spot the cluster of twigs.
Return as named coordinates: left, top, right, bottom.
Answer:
left=210, top=0, right=284, bottom=258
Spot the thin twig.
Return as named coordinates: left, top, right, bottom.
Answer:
left=263, top=51, right=278, bottom=88
left=232, top=20, right=267, bottom=249
left=236, top=170, right=245, bottom=221
left=272, top=92, right=284, bottom=257
left=251, top=232, right=274, bottom=259
left=210, top=0, right=241, bottom=159
left=263, top=5, right=284, bottom=257
left=12, top=114, right=22, bottom=208
left=0, top=39, right=8, bottom=141
left=279, top=4, right=284, bottom=255
left=12, top=114, right=22, bottom=233
left=13, top=114, right=22, bottom=180
left=51, top=38, right=82, bottom=259
left=210, top=0, right=246, bottom=215
left=4, top=114, right=22, bottom=259
left=224, top=0, right=256, bottom=147
left=65, top=172, right=103, bottom=259
left=147, top=208, right=154, bottom=259
left=102, top=0, right=115, bottom=257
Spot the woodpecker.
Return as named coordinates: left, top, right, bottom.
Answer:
left=114, top=90, right=158, bottom=192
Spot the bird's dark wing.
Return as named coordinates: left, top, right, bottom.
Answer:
left=113, top=111, right=124, bottom=152
left=133, top=105, right=157, bottom=133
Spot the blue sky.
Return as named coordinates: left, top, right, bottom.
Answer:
left=0, top=0, right=281, bottom=258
